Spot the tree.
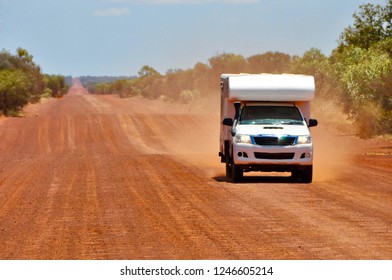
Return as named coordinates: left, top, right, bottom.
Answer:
left=138, top=65, right=160, bottom=78
left=291, top=48, right=327, bottom=75
left=192, top=62, right=214, bottom=96
left=247, top=52, right=291, bottom=73
left=209, top=53, right=247, bottom=78
left=0, top=48, right=69, bottom=114
left=337, top=1, right=392, bottom=51
left=332, top=1, right=392, bottom=137
left=46, top=75, right=68, bottom=97
left=332, top=45, right=392, bottom=137
left=0, top=48, right=45, bottom=102
left=17, top=47, right=34, bottom=66
left=290, top=48, right=338, bottom=99
left=0, top=69, right=32, bottom=116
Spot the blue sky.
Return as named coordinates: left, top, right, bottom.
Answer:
left=0, top=0, right=387, bottom=76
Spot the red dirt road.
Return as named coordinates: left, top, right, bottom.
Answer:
left=0, top=82, right=391, bottom=259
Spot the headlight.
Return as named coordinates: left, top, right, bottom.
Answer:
left=235, top=134, right=252, bottom=144
left=296, top=135, right=312, bottom=145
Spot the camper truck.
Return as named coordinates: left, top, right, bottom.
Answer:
left=219, top=74, right=318, bottom=183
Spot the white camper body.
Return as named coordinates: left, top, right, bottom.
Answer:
left=219, top=74, right=318, bottom=183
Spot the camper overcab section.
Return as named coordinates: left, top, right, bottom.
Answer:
left=219, top=74, right=318, bottom=183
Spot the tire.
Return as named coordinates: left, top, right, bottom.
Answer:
left=231, top=161, right=243, bottom=183
left=225, top=156, right=232, bottom=178
left=225, top=143, right=243, bottom=183
left=301, top=165, right=313, bottom=183
left=225, top=142, right=232, bottom=179
left=292, top=165, right=313, bottom=183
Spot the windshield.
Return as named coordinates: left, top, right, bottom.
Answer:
left=239, top=105, right=304, bottom=125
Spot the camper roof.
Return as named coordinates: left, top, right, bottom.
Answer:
left=222, top=74, right=315, bottom=101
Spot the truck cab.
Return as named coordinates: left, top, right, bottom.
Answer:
left=219, top=74, right=318, bottom=183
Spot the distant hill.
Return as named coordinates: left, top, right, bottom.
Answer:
left=78, top=76, right=137, bottom=87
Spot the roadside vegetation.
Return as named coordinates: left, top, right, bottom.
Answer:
left=0, top=48, right=69, bottom=117
left=89, top=1, right=391, bottom=138
left=1, top=1, right=390, bottom=137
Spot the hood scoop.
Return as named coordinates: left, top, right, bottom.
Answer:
left=263, top=126, right=283, bottom=129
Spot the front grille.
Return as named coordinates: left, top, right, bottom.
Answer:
left=254, top=152, right=295, bottom=160
left=252, top=136, right=296, bottom=146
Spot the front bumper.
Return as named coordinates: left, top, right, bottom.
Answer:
left=233, top=143, right=313, bottom=168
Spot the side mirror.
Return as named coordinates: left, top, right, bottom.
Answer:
left=308, top=119, right=318, bottom=127
left=222, top=118, right=234, bottom=126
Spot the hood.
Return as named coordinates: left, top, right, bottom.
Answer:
left=236, top=123, right=310, bottom=136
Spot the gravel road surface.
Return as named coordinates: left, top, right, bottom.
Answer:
left=0, top=81, right=391, bottom=259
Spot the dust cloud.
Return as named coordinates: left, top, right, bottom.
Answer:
left=311, top=98, right=360, bottom=182
left=157, top=94, right=224, bottom=179
left=134, top=92, right=361, bottom=182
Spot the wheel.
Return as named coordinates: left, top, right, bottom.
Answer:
left=225, top=143, right=243, bottom=183
left=225, top=143, right=244, bottom=183
left=301, top=165, right=313, bottom=183
left=231, top=161, right=243, bottom=183
left=225, top=155, right=232, bottom=178
left=292, top=165, right=313, bottom=183
left=225, top=143, right=232, bottom=179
